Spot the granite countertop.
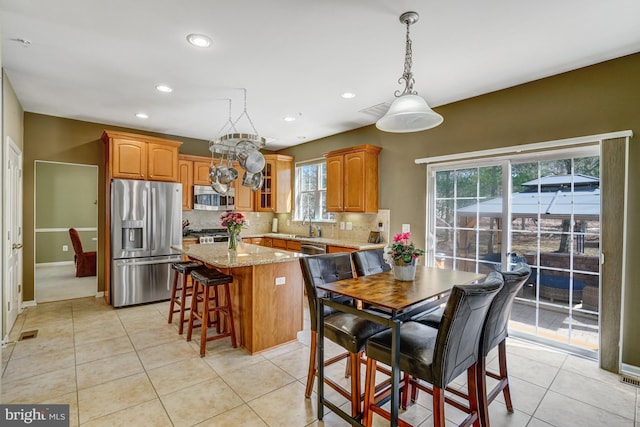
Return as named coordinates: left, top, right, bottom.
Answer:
left=173, top=242, right=304, bottom=268
left=245, top=233, right=386, bottom=250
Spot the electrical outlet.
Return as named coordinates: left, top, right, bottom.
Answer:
left=62, top=245, right=69, bottom=252
left=346, top=222, right=353, bottom=230
left=402, top=224, right=410, bottom=233
left=378, top=222, right=384, bottom=232
left=339, top=222, right=345, bottom=230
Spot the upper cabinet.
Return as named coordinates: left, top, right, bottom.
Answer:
left=323, top=144, right=381, bottom=213
left=102, top=130, right=182, bottom=182
left=178, top=157, right=194, bottom=210
left=256, top=154, right=293, bottom=213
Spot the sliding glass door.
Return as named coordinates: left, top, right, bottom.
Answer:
left=427, top=147, right=600, bottom=357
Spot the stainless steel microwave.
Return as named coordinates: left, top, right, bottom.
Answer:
left=193, top=185, right=235, bottom=211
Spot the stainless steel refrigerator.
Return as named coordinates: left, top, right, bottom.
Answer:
left=111, top=179, right=182, bottom=307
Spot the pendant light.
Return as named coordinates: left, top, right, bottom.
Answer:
left=376, top=11, right=443, bottom=133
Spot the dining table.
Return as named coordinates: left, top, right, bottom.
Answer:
left=316, top=266, right=485, bottom=427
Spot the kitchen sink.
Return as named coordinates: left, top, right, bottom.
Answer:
left=294, top=235, right=317, bottom=239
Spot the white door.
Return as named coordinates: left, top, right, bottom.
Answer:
left=5, top=138, right=23, bottom=338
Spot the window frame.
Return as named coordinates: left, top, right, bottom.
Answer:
left=294, top=158, right=334, bottom=222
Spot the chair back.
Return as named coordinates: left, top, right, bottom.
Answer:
left=480, top=264, right=531, bottom=356
left=351, top=248, right=391, bottom=277
left=299, top=253, right=354, bottom=332
left=432, top=272, right=503, bottom=387
left=68, top=228, right=84, bottom=255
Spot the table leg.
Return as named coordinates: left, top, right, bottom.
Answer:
left=317, top=297, right=325, bottom=420
left=390, top=318, right=400, bottom=427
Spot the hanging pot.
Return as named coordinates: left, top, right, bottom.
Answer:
left=238, top=148, right=265, bottom=174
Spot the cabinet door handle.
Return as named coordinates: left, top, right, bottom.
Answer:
left=12, top=243, right=23, bottom=250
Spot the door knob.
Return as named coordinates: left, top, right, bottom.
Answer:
left=12, top=243, right=23, bottom=250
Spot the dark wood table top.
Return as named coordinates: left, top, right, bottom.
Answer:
left=318, top=266, right=485, bottom=311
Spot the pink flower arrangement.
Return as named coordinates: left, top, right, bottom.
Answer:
left=388, top=232, right=424, bottom=264
left=221, top=211, right=245, bottom=235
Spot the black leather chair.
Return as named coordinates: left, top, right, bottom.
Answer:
left=351, top=248, right=391, bottom=277
left=413, top=265, right=531, bottom=427
left=300, top=253, right=388, bottom=418
left=362, top=272, right=504, bottom=427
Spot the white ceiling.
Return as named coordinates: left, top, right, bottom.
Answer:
left=1, top=1, right=639, bottom=150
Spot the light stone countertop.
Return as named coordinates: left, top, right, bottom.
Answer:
left=172, top=242, right=304, bottom=268
left=245, top=233, right=386, bottom=250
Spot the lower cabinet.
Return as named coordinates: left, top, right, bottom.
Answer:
left=327, top=245, right=356, bottom=253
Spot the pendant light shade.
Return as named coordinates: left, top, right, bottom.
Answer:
left=376, top=94, right=443, bottom=133
left=376, top=11, right=443, bottom=133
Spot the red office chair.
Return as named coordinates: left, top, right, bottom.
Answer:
left=68, top=228, right=97, bottom=277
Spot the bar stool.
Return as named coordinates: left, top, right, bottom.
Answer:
left=187, top=268, right=237, bottom=356
left=168, top=261, right=205, bottom=334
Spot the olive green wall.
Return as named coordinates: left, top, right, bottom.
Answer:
left=35, top=162, right=98, bottom=263
left=20, top=53, right=640, bottom=372
left=281, top=53, right=640, bottom=372
left=22, top=115, right=211, bottom=299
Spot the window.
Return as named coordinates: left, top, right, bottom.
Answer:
left=294, top=160, right=333, bottom=221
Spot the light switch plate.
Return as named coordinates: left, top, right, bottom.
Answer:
left=402, top=224, right=410, bottom=233
left=339, top=222, right=345, bottom=230
left=275, top=277, right=286, bottom=286
left=346, top=222, right=353, bottom=230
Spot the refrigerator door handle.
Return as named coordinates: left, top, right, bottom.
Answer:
left=150, top=187, right=156, bottom=251
left=114, top=257, right=180, bottom=267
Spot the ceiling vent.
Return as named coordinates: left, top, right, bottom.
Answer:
left=359, top=102, right=391, bottom=118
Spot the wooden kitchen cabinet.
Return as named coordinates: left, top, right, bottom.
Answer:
left=272, top=238, right=287, bottom=249
left=193, top=159, right=213, bottom=185
left=324, top=144, right=381, bottom=213
left=103, top=130, right=182, bottom=182
left=256, top=154, right=293, bottom=213
left=327, top=245, right=356, bottom=253
left=178, top=158, right=194, bottom=210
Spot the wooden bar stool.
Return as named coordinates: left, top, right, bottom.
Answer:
left=168, top=261, right=205, bottom=334
left=187, top=268, right=237, bottom=356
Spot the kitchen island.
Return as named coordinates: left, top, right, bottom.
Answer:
left=174, top=242, right=305, bottom=354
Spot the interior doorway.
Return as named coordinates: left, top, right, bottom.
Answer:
left=34, top=161, right=98, bottom=302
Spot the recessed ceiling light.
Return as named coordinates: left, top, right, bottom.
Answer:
left=186, top=33, right=212, bottom=48
left=135, top=113, right=149, bottom=119
left=297, top=136, right=307, bottom=140
left=341, top=92, right=356, bottom=99
left=283, top=116, right=296, bottom=122
left=155, top=84, right=173, bottom=93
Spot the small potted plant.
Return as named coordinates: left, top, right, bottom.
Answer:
left=388, top=232, right=425, bottom=281
left=221, top=211, right=245, bottom=251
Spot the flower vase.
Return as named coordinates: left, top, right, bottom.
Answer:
left=393, top=258, right=417, bottom=281
left=228, top=232, right=239, bottom=251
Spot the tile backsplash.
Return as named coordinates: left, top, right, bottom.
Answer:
left=182, top=209, right=390, bottom=244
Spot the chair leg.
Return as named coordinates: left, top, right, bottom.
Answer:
left=349, top=352, right=361, bottom=417
left=223, top=283, right=237, bottom=348
left=199, top=285, right=210, bottom=357
left=305, top=331, right=317, bottom=398
left=178, top=273, right=189, bottom=334
left=476, top=356, right=490, bottom=427
left=498, top=340, right=513, bottom=412
left=168, top=271, right=179, bottom=324
left=467, top=364, right=481, bottom=427
left=433, top=386, right=446, bottom=427
left=363, top=357, right=377, bottom=427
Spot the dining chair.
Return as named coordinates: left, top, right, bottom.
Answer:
left=68, top=228, right=97, bottom=277
left=362, top=272, right=504, bottom=427
left=351, top=248, right=391, bottom=277
left=300, top=253, right=388, bottom=418
left=413, top=264, right=531, bottom=427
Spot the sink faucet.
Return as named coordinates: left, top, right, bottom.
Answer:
left=302, top=212, right=314, bottom=237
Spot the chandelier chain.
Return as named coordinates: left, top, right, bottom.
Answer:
left=396, top=19, right=417, bottom=97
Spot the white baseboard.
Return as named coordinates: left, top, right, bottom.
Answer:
left=22, top=300, right=37, bottom=308
left=36, top=261, right=75, bottom=267
left=95, top=291, right=104, bottom=298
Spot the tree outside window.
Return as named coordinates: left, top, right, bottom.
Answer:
left=295, top=161, right=333, bottom=221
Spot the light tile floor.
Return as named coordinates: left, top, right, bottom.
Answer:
left=1, top=297, right=638, bottom=427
